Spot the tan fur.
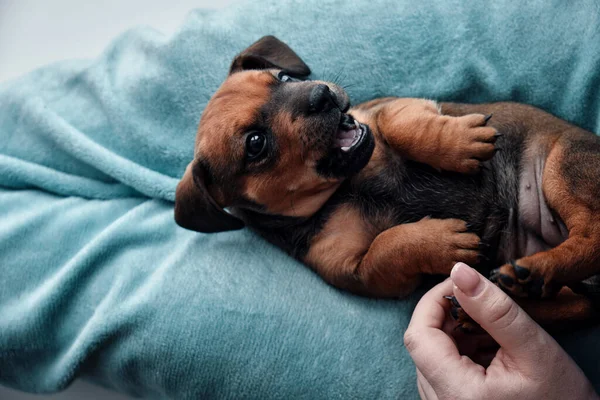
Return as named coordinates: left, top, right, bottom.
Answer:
left=369, top=99, right=496, bottom=174
left=305, top=204, right=378, bottom=290
left=307, top=210, right=480, bottom=297
left=349, top=98, right=497, bottom=177
left=241, top=109, right=341, bottom=217
left=199, top=71, right=273, bottom=161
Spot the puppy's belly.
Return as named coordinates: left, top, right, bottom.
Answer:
left=509, top=152, right=569, bottom=259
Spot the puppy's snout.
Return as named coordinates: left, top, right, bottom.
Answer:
left=309, top=84, right=336, bottom=113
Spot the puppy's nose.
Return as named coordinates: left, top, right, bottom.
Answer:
left=308, top=84, right=336, bottom=113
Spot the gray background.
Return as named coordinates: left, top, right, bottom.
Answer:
left=0, top=0, right=236, bottom=398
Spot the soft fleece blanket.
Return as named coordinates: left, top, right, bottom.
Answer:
left=1, top=0, right=599, bottom=398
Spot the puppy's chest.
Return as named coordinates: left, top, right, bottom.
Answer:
left=345, top=158, right=494, bottom=231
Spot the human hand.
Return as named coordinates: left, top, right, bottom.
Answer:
left=404, top=262, right=599, bottom=400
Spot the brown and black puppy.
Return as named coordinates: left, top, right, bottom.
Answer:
left=175, top=36, right=600, bottom=328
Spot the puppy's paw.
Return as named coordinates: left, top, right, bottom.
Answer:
left=415, top=218, right=482, bottom=274
left=442, top=113, right=500, bottom=174
left=444, top=295, right=484, bottom=333
left=490, top=260, right=558, bottom=299
left=437, top=218, right=481, bottom=266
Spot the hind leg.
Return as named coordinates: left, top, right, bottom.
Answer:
left=493, top=131, right=600, bottom=298
left=449, top=287, right=599, bottom=333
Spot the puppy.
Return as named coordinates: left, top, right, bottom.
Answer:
left=175, top=36, right=600, bottom=327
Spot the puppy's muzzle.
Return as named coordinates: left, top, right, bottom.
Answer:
left=309, top=84, right=338, bottom=113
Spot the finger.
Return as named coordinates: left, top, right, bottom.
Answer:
left=451, top=262, right=553, bottom=361
left=417, top=368, right=439, bottom=400
left=407, top=278, right=453, bottom=330
left=405, top=279, right=480, bottom=381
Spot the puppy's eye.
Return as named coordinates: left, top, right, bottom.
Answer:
left=246, top=132, right=267, bottom=160
left=277, top=71, right=299, bottom=83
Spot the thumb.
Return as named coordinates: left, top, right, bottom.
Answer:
left=450, top=262, right=551, bottom=359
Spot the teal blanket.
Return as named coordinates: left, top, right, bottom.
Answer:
left=1, top=0, right=599, bottom=398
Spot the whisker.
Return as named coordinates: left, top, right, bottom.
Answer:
left=334, top=67, right=349, bottom=86
left=331, top=69, right=343, bottom=86
left=321, top=68, right=336, bottom=83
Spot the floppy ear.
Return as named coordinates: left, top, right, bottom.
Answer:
left=229, top=35, right=311, bottom=77
left=174, top=161, right=244, bottom=233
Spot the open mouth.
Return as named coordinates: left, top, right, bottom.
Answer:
left=333, top=114, right=366, bottom=152
left=317, top=113, right=375, bottom=178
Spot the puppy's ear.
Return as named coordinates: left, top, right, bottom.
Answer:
left=229, top=35, right=311, bottom=77
left=174, top=161, right=244, bottom=233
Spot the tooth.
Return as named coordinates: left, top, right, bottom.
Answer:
left=341, top=146, right=351, bottom=152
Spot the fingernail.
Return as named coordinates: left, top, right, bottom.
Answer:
left=451, top=262, right=484, bottom=297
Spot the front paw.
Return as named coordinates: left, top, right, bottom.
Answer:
left=441, top=113, right=500, bottom=174
left=437, top=218, right=481, bottom=266
left=490, top=260, right=558, bottom=298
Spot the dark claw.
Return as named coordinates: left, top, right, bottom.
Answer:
left=489, top=268, right=500, bottom=281
left=444, top=295, right=460, bottom=308
left=478, top=241, right=490, bottom=248
left=493, top=132, right=503, bottom=138
left=511, top=262, right=531, bottom=280
left=499, top=274, right=515, bottom=288
left=494, top=148, right=502, bottom=153
left=484, top=113, right=493, bottom=124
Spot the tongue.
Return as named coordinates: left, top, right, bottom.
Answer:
left=335, top=127, right=358, bottom=148
left=337, top=129, right=356, bottom=140
left=335, top=137, right=355, bottom=147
